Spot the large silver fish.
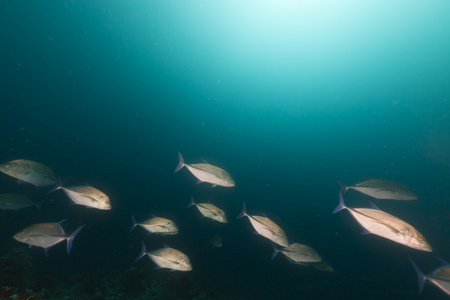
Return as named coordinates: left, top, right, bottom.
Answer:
left=135, top=242, right=192, bottom=272
left=13, top=220, right=84, bottom=256
left=187, top=196, right=227, bottom=223
left=130, top=215, right=178, bottom=235
left=272, top=243, right=322, bottom=263
left=337, top=178, right=417, bottom=200
left=333, top=191, right=431, bottom=252
left=0, top=159, right=56, bottom=188
left=410, top=257, right=450, bottom=296
left=237, top=202, right=289, bottom=247
left=0, top=193, right=35, bottom=211
left=174, top=152, right=235, bottom=187
left=47, top=179, right=111, bottom=210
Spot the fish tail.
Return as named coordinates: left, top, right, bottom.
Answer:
left=332, top=191, right=347, bottom=214
left=46, top=177, right=62, bottom=194
left=174, top=152, right=185, bottom=173
left=336, top=179, right=349, bottom=195
left=130, top=215, right=138, bottom=233
left=408, top=257, right=426, bottom=294
left=271, top=244, right=280, bottom=260
left=187, top=196, right=196, bottom=208
left=134, top=241, right=147, bottom=263
left=236, top=202, right=247, bottom=219
left=66, top=224, right=85, bottom=255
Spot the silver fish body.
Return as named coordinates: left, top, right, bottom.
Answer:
left=339, top=178, right=417, bottom=200
left=135, top=242, right=192, bottom=272
left=133, top=216, right=178, bottom=235
left=237, top=202, right=288, bottom=247
left=13, top=221, right=84, bottom=255
left=174, top=152, right=235, bottom=187
left=278, top=243, right=322, bottom=263
left=50, top=183, right=111, bottom=210
left=188, top=197, right=227, bottom=223
left=333, top=191, right=431, bottom=252
left=0, top=159, right=56, bottom=187
left=0, top=194, right=35, bottom=211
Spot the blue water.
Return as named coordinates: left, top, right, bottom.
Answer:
left=1, top=1, right=450, bottom=299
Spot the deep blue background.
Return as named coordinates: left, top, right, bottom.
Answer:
left=1, top=1, right=450, bottom=299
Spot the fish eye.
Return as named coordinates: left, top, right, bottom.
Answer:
left=418, top=236, right=423, bottom=240
left=9, top=162, right=17, bottom=167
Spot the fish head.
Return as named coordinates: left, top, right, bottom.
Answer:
left=0, top=160, right=27, bottom=177
left=167, top=221, right=178, bottom=233
left=13, top=227, right=32, bottom=243
left=408, top=231, right=432, bottom=252
left=225, top=175, right=235, bottom=187
left=218, top=211, right=228, bottom=223
left=96, top=195, right=112, bottom=210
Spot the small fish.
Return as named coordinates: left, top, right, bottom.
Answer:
left=337, top=178, right=417, bottom=200
left=0, top=159, right=56, bottom=188
left=310, top=261, right=335, bottom=272
left=187, top=196, right=227, bottom=223
left=174, top=152, right=235, bottom=187
left=13, top=220, right=84, bottom=256
left=333, top=191, right=431, bottom=252
left=130, top=215, right=178, bottom=235
left=237, top=202, right=289, bottom=247
left=208, top=234, right=223, bottom=248
left=135, top=242, right=192, bottom=272
left=272, top=243, right=322, bottom=263
left=0, top=194, right=36, bottom=211
left=47, top=179, right=111, bottom=210
left=409, top=257, right=450, bottom=295
left=294, top=261, right=336, bottom=272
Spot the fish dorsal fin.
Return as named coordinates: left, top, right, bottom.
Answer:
left=369, top=201, right=382, bottom=211
left=201, top=158, right=208, bottom=164
left=162, top=243, right=170, bottom=249
left=260, top=212, right=268, bottom=218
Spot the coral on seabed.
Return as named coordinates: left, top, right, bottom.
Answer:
left=0, top=286, right=44, bottom=300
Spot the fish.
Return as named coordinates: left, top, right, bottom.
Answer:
left=174, top=152, right=235, bottom=187
left=272, top=242, right=322, bottom=263
left=0, top=159, right=56, bottom=188
left=0, top=193, right=36, bottom=211
left=333, top=191, right=432, bottom=252
left=130, top=215, right=178, bottom=235
left=409, top=257, right=450, bottom=295
left=208, top=234, right=223, bottom=248
left=187, top=196, right=227, bottom=223
left=337, top=178, right=417, bottom=200
left=13, top=219, right=85, bottom=256
left=47, top=179, right=111, bottom=210
left=236, top=202, right=289, bottom=247
left=135, top=242, right=192, bottom=272
left=294, top=261, right=336, bottom=272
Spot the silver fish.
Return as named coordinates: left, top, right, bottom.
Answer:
left=410, top=257, right=450, bottom=295
left=333, top=191, right=431, bottom=252
left=188, top=196, right=227, bottom=223
left=13, top=220, right=84, bottom=256
left=294, top=261, right=336, bottom=272
left=135, top=242, right=192, bottom=271
left=237, top=202, right=289, bottom=247
left=209, top=234, right=223, bottom=248
left=47, top=179, right=111, bottom=210
left=272, top=243, right=322, bottom=263
left=338, top=178, right=417, bottom=200
left=174, top=152, right=235, bottom=187
left=0, top=194, right=35, bottom=211
left=130, top=215, right=178, bottom=235
left=0, top=159, right=56, bottom=188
